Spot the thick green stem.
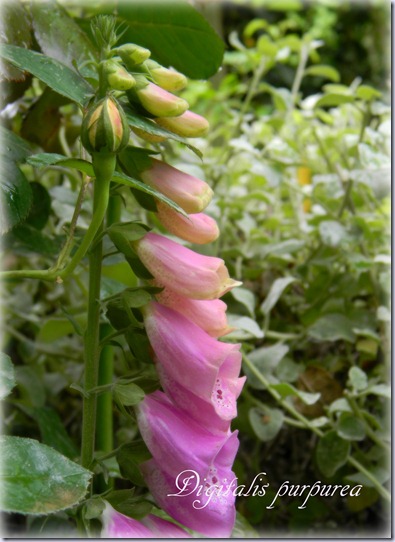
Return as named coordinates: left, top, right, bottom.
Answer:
left=81, top=154, right=115, bottom=471
left=95, top=194, right=122, bottom=491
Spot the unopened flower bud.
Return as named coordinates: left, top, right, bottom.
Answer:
left=102, top=59, right=136, bottom=91
left=145, top=60, right=187, bottom=92
left=128, top=74, right=189, bottom=118
left=81, top=96, right=130, bottom=154
left=155, top=110, right=209, bottom=138
left=114, top=43, right=151, bottom=69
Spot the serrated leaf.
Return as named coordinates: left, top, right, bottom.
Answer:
left=260, top=276, right=297, bottom=315
left=31, top=1, right=97, bottom=78
left=0, top=436, right=92, bottom=515
left=0, top=353, right=15, bottom=399
left=249, top=406, right=284, bottom=442
left=315, top=430, right=350, bottom=477
left=305, top=65, right=340, bottom=82
left=0, top=45, right=93, bottom=105
left=115, top=1, right=224, bottom=79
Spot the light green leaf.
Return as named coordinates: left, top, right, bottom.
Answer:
left=244, top=343, right=289, bottom=389
left=227, top=315, right=264, bottom=340
left=0, top=436, right=92, bottom=514
left=318, top=220, right=347, bottom=247
left=328, top=398, right=352, bottom=414
left=315, top=93, right=355, bottom=108
left=0, top=45, right=93, bottom=105
left=249, top=406, right=284, bottom=442
left=114, top=382, right=145, bottom=406
left=0, top=353, right=15, bottom=399
left=271, top=382, right=321, bottom=405
left=348, top=366, right=368, bottom=392
left=316, top=430, right=350, bottom=477
left=305, top=65, right=340, bottom=82
left=356, top=85, right=382, bottom=101
left=308, top=314, right=356, bottom=343
left=366, top=384, right=391, bottom=399
left=231, top=287, right=256, bottom=317
left=260, top=276, right=297, bottom=315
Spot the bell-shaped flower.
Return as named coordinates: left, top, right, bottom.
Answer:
left=155, top=286, right=233, bottom=338
left=134, top=233, right=241, bottom=300
left=130, top=75, right=189, bottom=118
left=101, top=502, right=189, bottom=538
left=156, top=201, right=219, bottom=245
left=140, top=159, right=213, bottom=214
left=137, top=391, right=239, bottom=537
left=143, top=302, right=245, bottom=427
left=155, top=110, right=209, bottom=138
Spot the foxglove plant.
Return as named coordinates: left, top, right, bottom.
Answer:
left=0, top=13, right=245, bottom=539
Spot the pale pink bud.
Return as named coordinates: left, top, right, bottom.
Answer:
left=134, top=232, right=242, bottom=300
left=156, top=201, right=219, bottom=244
left=134, top=79, right=189, bottom=117
left=155, top=110, right=209, bottom=138
left=140, top=159, right=213, bottom=213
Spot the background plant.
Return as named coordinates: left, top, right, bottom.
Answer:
left=0, top=0, right=390, bottom=538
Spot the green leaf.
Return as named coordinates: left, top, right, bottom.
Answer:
left=304, top=65, right=340, bottom=82
left=0, top=353, right=15, bottom=399
left=231, top=287, right=256, bottom=317
left=244, top=343, right=289, bottom=389
left=114, top=382, right=145, bottom=406
left=25, top=182, right=52, bottom=230
left=116, top=441, right=151, bottom=486
left=314, top=93, right=355, bottom=108
left=0, top=125, right=32, bottom=163
left=0, top=436, right=92, bottom=514
left=308, top=314, right=356, bottom=343
left=227, top=315, right=264, bottom=340
left=116, top=1, right=224, bottom=79
left=315, top=430, right=350, bottom=477
left=0, top=163, right=32, bottom=234
left=366, top=384, right=390, bottom=399
left=348, top=366, right=368, bottom=392
left=318, top=220, right=347, bottom=247
left=31, top=1, right=97, bottom=78
left=271, top=383, right=320, bottom=405
left=9, top=224, right=60, bottom=256
left=336, top=413, right=366, bottom=442
left=356, top=85, right=382, bottom=101
left=249, top=406, right=284, bottom=442
left=260, top=276, right=297, bottom=315
left=0, top=45, right=93, bottom=105
left=0, top=2, right=32, bottom=81
left=328, top=398, right=352, bottom=414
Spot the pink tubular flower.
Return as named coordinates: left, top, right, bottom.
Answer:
left=101, top=502, right=190, bottom=538
left=134, top=233, right=241, bottom=300
left=143, top=302, right=245, bottom=427
left=155, top=286, right=233, bottom=338
left=156, top=201, right=219, bottom=244
left=137, top=391, right=239, bottom=537
left=155, top=110, right=209, bottom=138
left=140, top=159, right=213, bottom=214
left=135, top=81, right=189, bottom=117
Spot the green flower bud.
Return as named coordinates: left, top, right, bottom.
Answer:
left=81, top=96, right=130, bottom=154
left=114, top=43, right=151, bottom=69
left=145, top=59, right=187, bottom=92
left=102, top=59, right=136, bottom=91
